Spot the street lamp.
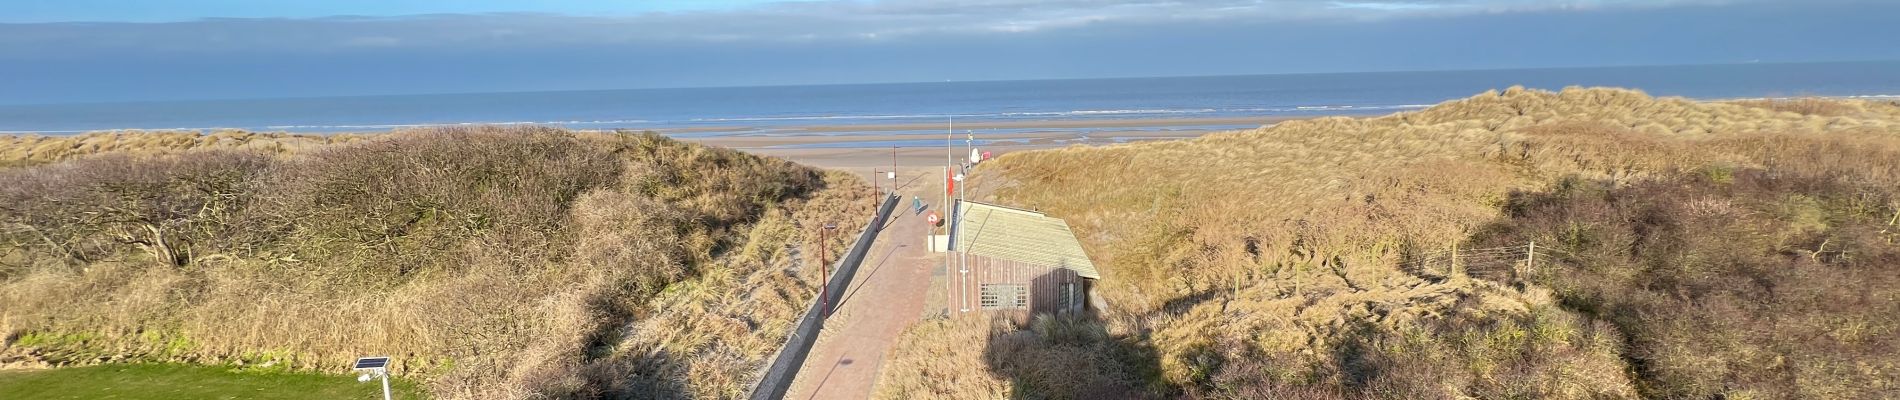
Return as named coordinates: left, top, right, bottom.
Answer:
left=352, top=357, right=392, bottom=400
left=821, top=222, right=839, bottom=317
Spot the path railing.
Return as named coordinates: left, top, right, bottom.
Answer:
left=749, top=194, right=899, bottom=400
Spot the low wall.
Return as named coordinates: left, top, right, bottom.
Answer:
left=748, top=194, right=899, bottom=400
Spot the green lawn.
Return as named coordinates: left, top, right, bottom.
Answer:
left=0, top=364, right=426, bottom=400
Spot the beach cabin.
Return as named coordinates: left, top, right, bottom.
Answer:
left=949, top=201, right=1099, bottom=315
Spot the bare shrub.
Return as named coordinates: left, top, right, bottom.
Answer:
left=1476, top=168, right=1900, bottom=399
left=0, top=150, right=271, bottom=269
left=0, top=127, right=873, bottom=399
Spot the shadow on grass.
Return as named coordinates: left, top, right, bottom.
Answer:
left=979, top=270, right=1166, bottom=399
left=0, top=363, right=427, bottom=400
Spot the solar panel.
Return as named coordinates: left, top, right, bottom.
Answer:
left=353, top=357, right=390, bottom=370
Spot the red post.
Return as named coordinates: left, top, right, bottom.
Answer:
left=820, top=226, right=830, bottom=316
left=821, top=223, right=839, bottom=316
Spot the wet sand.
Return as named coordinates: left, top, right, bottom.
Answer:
left=674, top=116, right=1304, bottom=170
left=741, top=116, right=1280, bottom=133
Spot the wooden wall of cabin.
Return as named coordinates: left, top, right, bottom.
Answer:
left=950, top=254, right=1087, bottom=316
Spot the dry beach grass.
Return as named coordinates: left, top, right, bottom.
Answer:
left=5, top=89, right=1899, bottom=399
left=0, top=127, right=875, bottom=399
left=0, top=130, right=363, bottom=169
left=878, top=87, right=1900, bottom=399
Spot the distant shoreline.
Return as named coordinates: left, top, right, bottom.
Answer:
left=0, top=114, right=1362, bottom=137
left=678, top=115, right=1311, bottom=170
left=11, top=61, right=1899, bottom=136
left=5, top=94, right=1891, bottom=138
left=0, top=114, right=1311, bottom=171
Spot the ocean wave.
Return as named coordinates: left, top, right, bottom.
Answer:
left=0, top=129, right=92, bottom=134
left=688, top=114, right=945, bottom=123
left=695, top=109, right=1242, bottom=122
left=7, top=104, right=1440, bottom=134
left=557, top=119, right=652, bottom=125
left=3, top=127, right=271, bottom=134
left=1714, top=94, right=1900, bottom=102
left=262, top=119, right=653, bottom=130
left=1285, top=104, right=1431, bottom=111
left=689, top=105, right=1430, bottom=124
left=1003, top=108, right=1222, bottom=116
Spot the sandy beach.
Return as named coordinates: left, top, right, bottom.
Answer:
left=676, top=116, right=1301, bottom=170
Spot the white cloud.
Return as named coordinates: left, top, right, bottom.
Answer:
left=0, top=0, right=1822, bottom=54
left=340, top=36, right=403, bottom=47
left=1329, top=1, right=1451, bottom=11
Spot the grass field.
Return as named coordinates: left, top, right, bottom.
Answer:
left=0, top=364, right=424, bottom=400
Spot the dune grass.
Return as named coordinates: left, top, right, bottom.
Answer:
left=1470, top=169, right=1900, bottom=398
left=0, top=363, right=425, bottom=400
left=0, top=127, right=875, bottom=399
left=0, top=130, right=362, bottom=169
left=879, top=87, right=1900, bottom=399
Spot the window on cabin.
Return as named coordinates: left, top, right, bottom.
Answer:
left=980, top=284, right=1027, bottom=310
left=1062, top=282, right=1076, bottom=312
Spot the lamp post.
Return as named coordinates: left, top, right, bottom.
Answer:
left=821, top=222, right=839, bottom=317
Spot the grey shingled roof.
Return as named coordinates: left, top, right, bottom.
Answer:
left=956, top=201, right=1099, bottom=279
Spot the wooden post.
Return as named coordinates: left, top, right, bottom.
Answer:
left=1525, top=241, right=1536, bottom=280
left=1293, top=263, right=1301, bottom=297
left=1451, top=241, right=1461, bottom=276
left=1887, top=208, right=1900, bottom=243
left=1884, top=208, right=1899, bottom=237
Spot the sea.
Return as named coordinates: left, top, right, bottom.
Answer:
left=2, top=61, right=1898, bottom=137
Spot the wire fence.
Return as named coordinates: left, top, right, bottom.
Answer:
left=1397, top=242, right=1572, bottom=283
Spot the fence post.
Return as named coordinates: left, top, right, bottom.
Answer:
left=1525, top=241, right=1536, bottom=278
left=1451, top=242, right=1461, bottom=276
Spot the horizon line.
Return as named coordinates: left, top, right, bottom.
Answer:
left=8, top=59, right=1898, bottom=108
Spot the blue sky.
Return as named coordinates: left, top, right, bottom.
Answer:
left=3, top=0, right=1897, bottom=104
left=4, top=0, right=777, bottom=22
